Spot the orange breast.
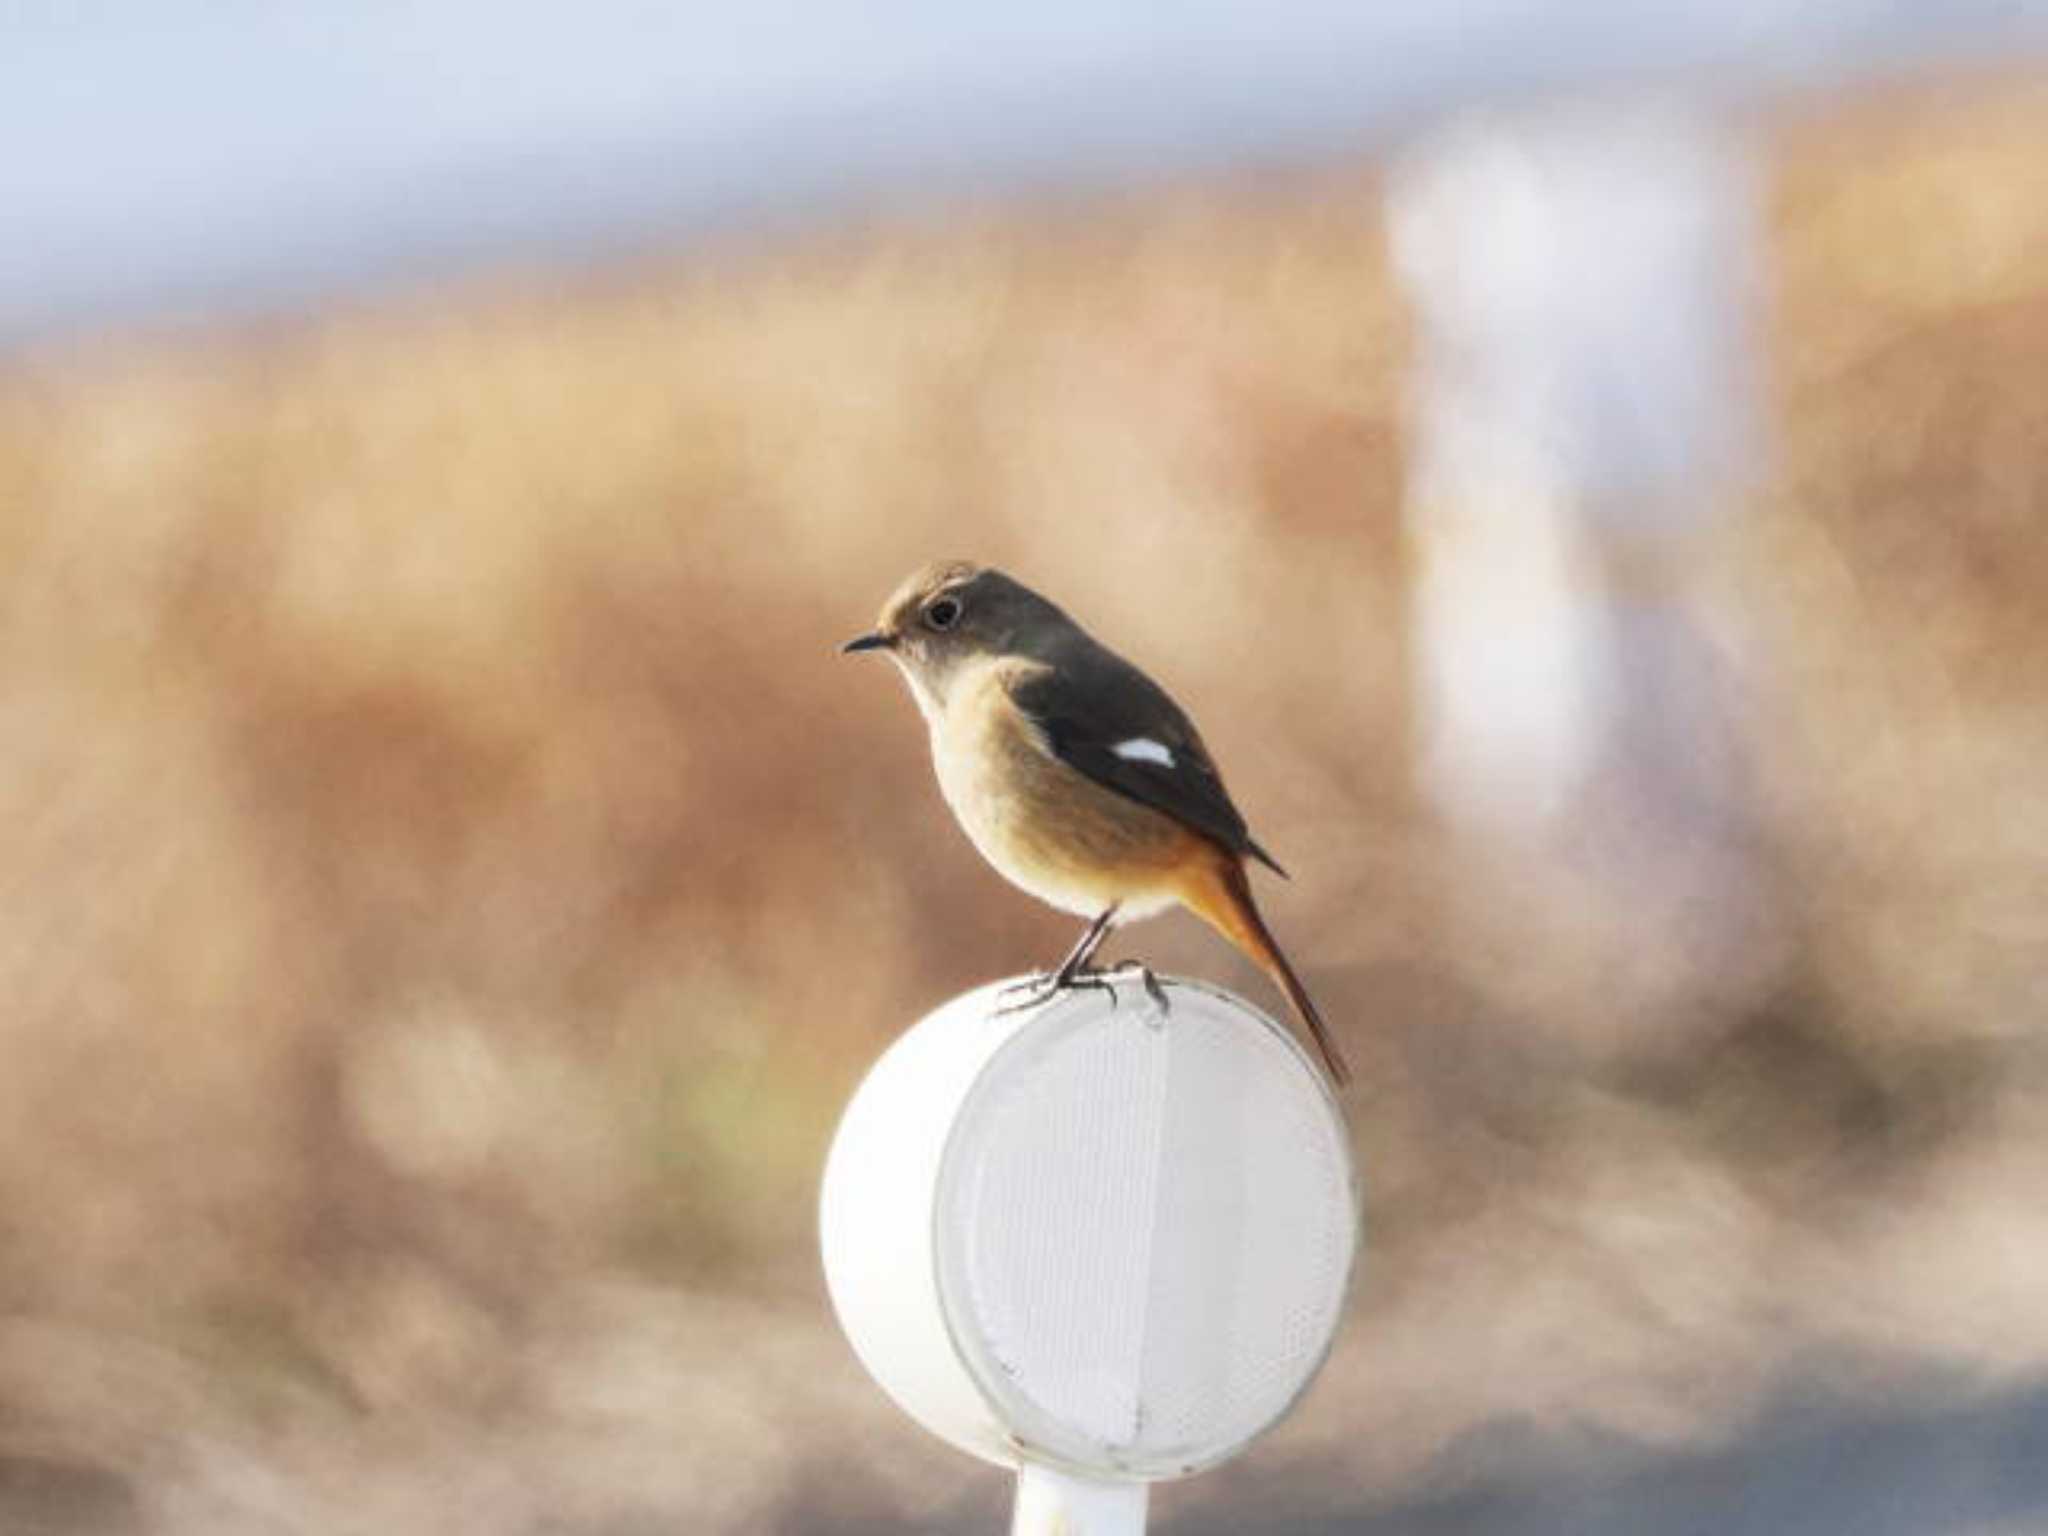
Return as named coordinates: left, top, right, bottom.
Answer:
left=930, top=658, right=1203, bottom=918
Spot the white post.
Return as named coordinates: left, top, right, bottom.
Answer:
left=1392, top=101, right=1756, bottom=825
left=1390, top=103, right=1777, bottom=1031
left=820, top=975, right=1358, bottom=1520
left=1012, top=1465, right=1149, bottom=1536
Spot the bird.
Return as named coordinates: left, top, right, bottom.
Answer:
left=843, top=560, right=1350, bottom=1086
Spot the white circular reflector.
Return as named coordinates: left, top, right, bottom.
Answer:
left=820, top=974, right=1358, bottom=1482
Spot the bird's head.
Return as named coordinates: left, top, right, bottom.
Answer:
left=842, top=560, right=1063, bottom=718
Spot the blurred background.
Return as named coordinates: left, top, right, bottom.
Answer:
left=2, top=6, right=2047, bottom=1533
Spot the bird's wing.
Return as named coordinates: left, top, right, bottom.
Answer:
left=1005, top=649, right=1286, bottom=876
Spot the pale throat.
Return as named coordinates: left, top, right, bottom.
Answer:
left=890, top=653, right=946, bottom=726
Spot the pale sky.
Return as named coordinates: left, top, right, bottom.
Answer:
left=2, top=0, right=2042, bottom=338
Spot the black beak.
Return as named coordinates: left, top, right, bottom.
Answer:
left=840, top=631, right=893, bottom=654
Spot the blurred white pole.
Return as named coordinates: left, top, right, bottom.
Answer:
left=1390, top=103, right=1774, bottom=1024
left=1012, top=1466, right=1148, bottom=1535
left=1393, top=101, right=1755, bottom=828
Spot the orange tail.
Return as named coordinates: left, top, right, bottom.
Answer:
left=1178, top=854, right=1351, bottom=1087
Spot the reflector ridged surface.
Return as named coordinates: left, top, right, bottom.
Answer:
left=934, top=982, right=1356, bottom=1476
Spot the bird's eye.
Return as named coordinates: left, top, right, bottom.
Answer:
left=924, top=596, right=962, bottom=631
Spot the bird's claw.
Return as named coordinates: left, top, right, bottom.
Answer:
left=993, top=961, right=1169, bottom=1017
left=993, top=970, right=1117, bottom=1015
left=1102, top=959, right=1171, bottom=1014
left=995, top=972, right=1054, bottom=1004
left=991, top=982, right=1051, bottom=1017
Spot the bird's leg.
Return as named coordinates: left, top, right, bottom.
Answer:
left=996, top=906, right=1119, bottom=1013
left=1057, top=910, right=1167, bottom=1013
left=1051, top=906, right=1117, bottom=987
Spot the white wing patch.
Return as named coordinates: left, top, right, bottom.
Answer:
left=1112, top=737, right=1175, bottom=769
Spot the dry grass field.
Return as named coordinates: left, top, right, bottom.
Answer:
left=0, top=70, right=2042, bottom=1533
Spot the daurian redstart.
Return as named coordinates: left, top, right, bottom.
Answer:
left=844, top=560, right=1350, bottom=1085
